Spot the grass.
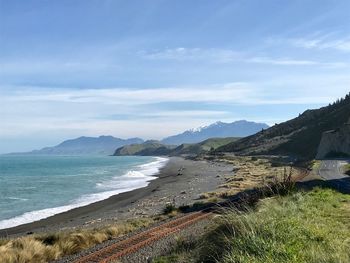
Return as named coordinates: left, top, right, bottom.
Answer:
left=153, top=236, right=197, bottom=263
left=153, top=188, right=350, bottom=263
left=0, top=218, right=153, bottom=263
left=163, top=203, right=178, bottom=216
left=343, top=164, right=350, bottom=175
left=310, top=159, right=321, bottom=170
left=199, top=156, right=296, bottom=202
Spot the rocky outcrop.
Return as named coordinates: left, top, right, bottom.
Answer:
left=316, top=124, right=350, bottom=159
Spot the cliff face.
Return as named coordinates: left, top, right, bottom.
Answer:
left=316, top=124, right=350, bottom=159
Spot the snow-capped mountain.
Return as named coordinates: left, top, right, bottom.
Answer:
left=161, top=120, right=269, bottom=145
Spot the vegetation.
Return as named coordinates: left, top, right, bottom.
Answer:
left=310, top=159, right=321, bottom=170
left=198, top=156, right=294, bottom=200
left=153, top=188, right=350, bottom=263
left=163, top=203, right=178, bottom=216
left=217, top=92, right=350, bottom=159
left=343, top=164, right=350, bottom=175
left=0, top=218, right=153, bottom=263
left=113, top=140, right=175, bottom=156
left=153, top=237, right=197, bottom=263
left=114, top=137, right=240, bottom=156
left=170, top=137, right=239, bottom=156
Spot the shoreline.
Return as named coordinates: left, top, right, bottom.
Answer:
left=0, top=156, right=168, bottom=231
left=0, top=157, right=232, bottom=237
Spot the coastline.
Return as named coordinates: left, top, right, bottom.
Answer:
left=0, top=156, right=232, bottom=237
left=0, top=156, right=168, bottom=231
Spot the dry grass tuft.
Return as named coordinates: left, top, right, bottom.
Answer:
left=199, top=156, right=298, bottom=201
left=0, top=218, right=153, bottom=262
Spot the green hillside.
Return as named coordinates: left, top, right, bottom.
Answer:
left=113, top=140, right=175, bottom=156
left=154, top=188, right=350, bottom=263
left=113, top=137, right=240, bottom=156
left=170, top=137, right=240, bottom=156
left=217, top=94, right=350, bottom=160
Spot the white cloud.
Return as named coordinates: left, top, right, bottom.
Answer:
left=140, top=47, right=240, bottom=63
left=246, top=57, right=318, bottom=66
left=0, top=59, right=121, bottom=75
left=1, top=83, right=255, bottom=105
left=140, top=47, right=346, bottom=67
left=1, top=77, right=349, bottom=151
left=292, top=37, right=350, bottom=52
left=138, top=110, right=229, bottom=118
left=268, top=34, right=350, bottom=53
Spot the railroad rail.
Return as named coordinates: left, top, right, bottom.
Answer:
left=73, top=165, right=309, bottom=263
left=73, top=211, right=212, bottom=263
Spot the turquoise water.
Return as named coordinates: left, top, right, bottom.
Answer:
left=0, top=155, right=168, bottom=229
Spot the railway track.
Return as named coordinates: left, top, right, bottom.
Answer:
left=73, top=211, right=212, bottom=263
left=73, top=165, right=309, bottom=263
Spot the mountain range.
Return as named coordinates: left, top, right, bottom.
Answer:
left=10, top=94, right=350, bottom=160
left=161, top=120, right=269, bottom=145
left=16, top=120, right=267, bottom=155
left=25, top=136, right=144, bottom=155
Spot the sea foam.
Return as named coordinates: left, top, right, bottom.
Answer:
left=0, top=157, right=168, bottom=230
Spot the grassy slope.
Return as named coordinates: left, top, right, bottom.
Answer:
left=217, top=96, right=350, bottom=159
left=343, top=164, right=350, bottom=175
left=113, top=141, right=174, bottom=156
left=199, top=137, right=240, bottom=150
left=154, top=188, right=350, bottom=263
left=114, top=137, right=240, bottom=156
left=170, top=137, right=240, bottom=156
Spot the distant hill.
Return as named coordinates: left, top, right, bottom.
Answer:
left=161, top=120, right=269, bottom=145
left=26, top=136, right=144, bottom=155
left=113, top=140, right=175, bottom=156
left=217, top=94, right=350, bottom=160
left=170, top=137, right=240, bottom=156
left=114, top=137, right=240, bottom=156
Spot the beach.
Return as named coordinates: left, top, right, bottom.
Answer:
left=0, top=157, right=233, bottom=237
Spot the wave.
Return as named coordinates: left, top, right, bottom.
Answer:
left=96, top=157, right=168, bottom=189
left=0, top=157, right=168, bottom=230
left=6, top=197, right=29, bottom=201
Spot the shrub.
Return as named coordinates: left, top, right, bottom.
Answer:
left=343, top=164, right=350, bottom=175
left=163, top=203, right=177, bottom=215
left=197, top=188, right=350, bottom=263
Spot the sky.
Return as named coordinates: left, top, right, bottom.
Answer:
left=0, top=0, right=350, bottom=153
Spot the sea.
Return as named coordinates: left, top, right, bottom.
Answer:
left=0, top=155, right=168, bottom=230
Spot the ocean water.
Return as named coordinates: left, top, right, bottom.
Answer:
left=0, top=155, right=168, bottom=230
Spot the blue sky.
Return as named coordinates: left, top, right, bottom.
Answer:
left=1, top=0, right=350, bottom=153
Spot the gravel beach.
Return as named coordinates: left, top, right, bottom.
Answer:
left=0, top=157, right=233, bottom=237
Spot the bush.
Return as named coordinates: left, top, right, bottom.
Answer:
left=163, top=203, right=177, bottom=215
left=343, top=164, right=350, bottom=175
left=197, top=188, right=350, bottom=263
